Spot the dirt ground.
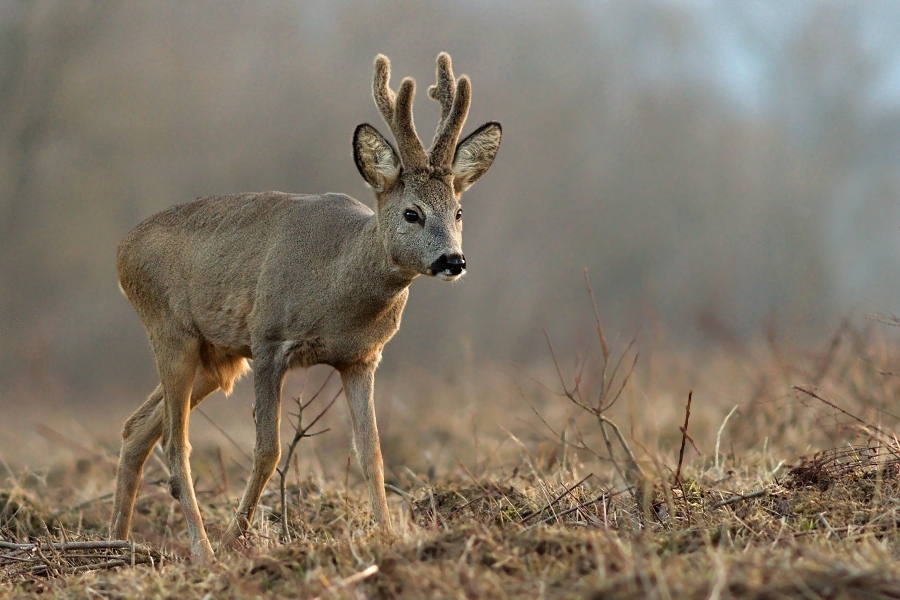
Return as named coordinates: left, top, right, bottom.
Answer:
left=4, top=319, right=900, bottom=599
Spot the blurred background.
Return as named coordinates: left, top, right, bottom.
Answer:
left=2, top=1, right=900, bottom=419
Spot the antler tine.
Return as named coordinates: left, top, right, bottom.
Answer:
left=429, top=53, right=456, bottom=131
left=372, top=54, right=428, bottom=169
left=372, top=54, right=396, bottom=126
left=428, top=53, right=471, bottom=169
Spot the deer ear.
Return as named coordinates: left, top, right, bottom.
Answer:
left=452, top=122, right=501, bottom=195
left=353, top=124, right=401, bottom=192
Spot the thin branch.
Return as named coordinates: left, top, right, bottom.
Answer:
left=196, top=408, right=253, bottom=467
left=812, top=318, right=849, bottom=385
left=301, top=370, right=336, bottom=412
left=598, top=419, right=630, bottom=492
left=675, top=390, right=693, bottom=485
left=602, top=347, right=639, bottom=413
left=710, top=489, right=766, bottom=509
left=528, top=403, right=561, bottom=439
left=599, top=416, right=643, bottom=483
left=865, top=311, right=900, bottom=328
left=793, top=385, right=894, bottom=444
left=277, top=380, right=342, bottom=542
left=543, top=329, right=593, bottom=413
left=583, top=268, right=610, bottom=363
left=0, top=540, right=155, bottom=552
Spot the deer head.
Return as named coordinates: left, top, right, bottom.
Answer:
left=352, top=53, right=502, bottom=280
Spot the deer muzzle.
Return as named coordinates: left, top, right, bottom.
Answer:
left=431, top=253, right=466, bottom=278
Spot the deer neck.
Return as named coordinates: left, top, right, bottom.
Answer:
left=353, top=214, right=418, bottom=292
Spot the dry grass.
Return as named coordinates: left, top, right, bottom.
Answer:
left=4, top=316, right=900, bottom=598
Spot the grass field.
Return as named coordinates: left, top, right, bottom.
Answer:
left=4, top=316, right=900, bottom=599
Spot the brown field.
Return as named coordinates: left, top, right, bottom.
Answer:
left=4, top=317, right=900, bottom=599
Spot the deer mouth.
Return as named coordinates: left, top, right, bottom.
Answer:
left=437, top=269, right=465, bottom=281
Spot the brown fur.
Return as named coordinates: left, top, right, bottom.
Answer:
left=109, top=54, right=502, bottom=562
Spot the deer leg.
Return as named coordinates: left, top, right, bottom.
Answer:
left=110, top=384, right=164, bottom=540
left=152, top=336, right=218, bottom=563
left=341, top=364, right=391, bottom=531
left=110, top=373, right=219, bottom=541
left=222, top=353, right=285, bottom=547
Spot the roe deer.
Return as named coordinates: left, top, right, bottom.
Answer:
left=110, top=53, right=501, bottom=561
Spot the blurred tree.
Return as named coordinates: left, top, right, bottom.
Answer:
left=0, top=3, right=110, bottom=388
left=2, top=1, right=900, bottom=399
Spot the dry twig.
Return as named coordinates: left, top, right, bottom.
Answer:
left=277, top=371, right=341, bottom=542
left=711, top=489, right=766, bottom=509
left=675, top=390, right=695, bottom=484
left=793, top=385, right=897, bottom=446
left=0, top=539, right=162, bottom=580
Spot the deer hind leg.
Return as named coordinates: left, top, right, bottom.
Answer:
left=222, top=352, right=285, bottom=548
left=110, top=369, right=220, bottom=542
left=110, top=383, right=164, bottom=541
left=149, top=334, right=225, bottom=563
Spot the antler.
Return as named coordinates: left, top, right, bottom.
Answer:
left=372, top=55, right=428, bottom=170
left=428, top=52, right=471, bottom=169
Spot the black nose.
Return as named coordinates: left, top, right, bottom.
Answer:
left=431, top=253, right=466, bottom=276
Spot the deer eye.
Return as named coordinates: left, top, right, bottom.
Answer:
left=455, top=208, right=463, bottom=221
left=404, top=209, right=420, bottom=223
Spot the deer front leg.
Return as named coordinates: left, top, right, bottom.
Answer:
left=340, top=363, right=391, bottom=531
left=222, top=353, right=285, bottom=548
